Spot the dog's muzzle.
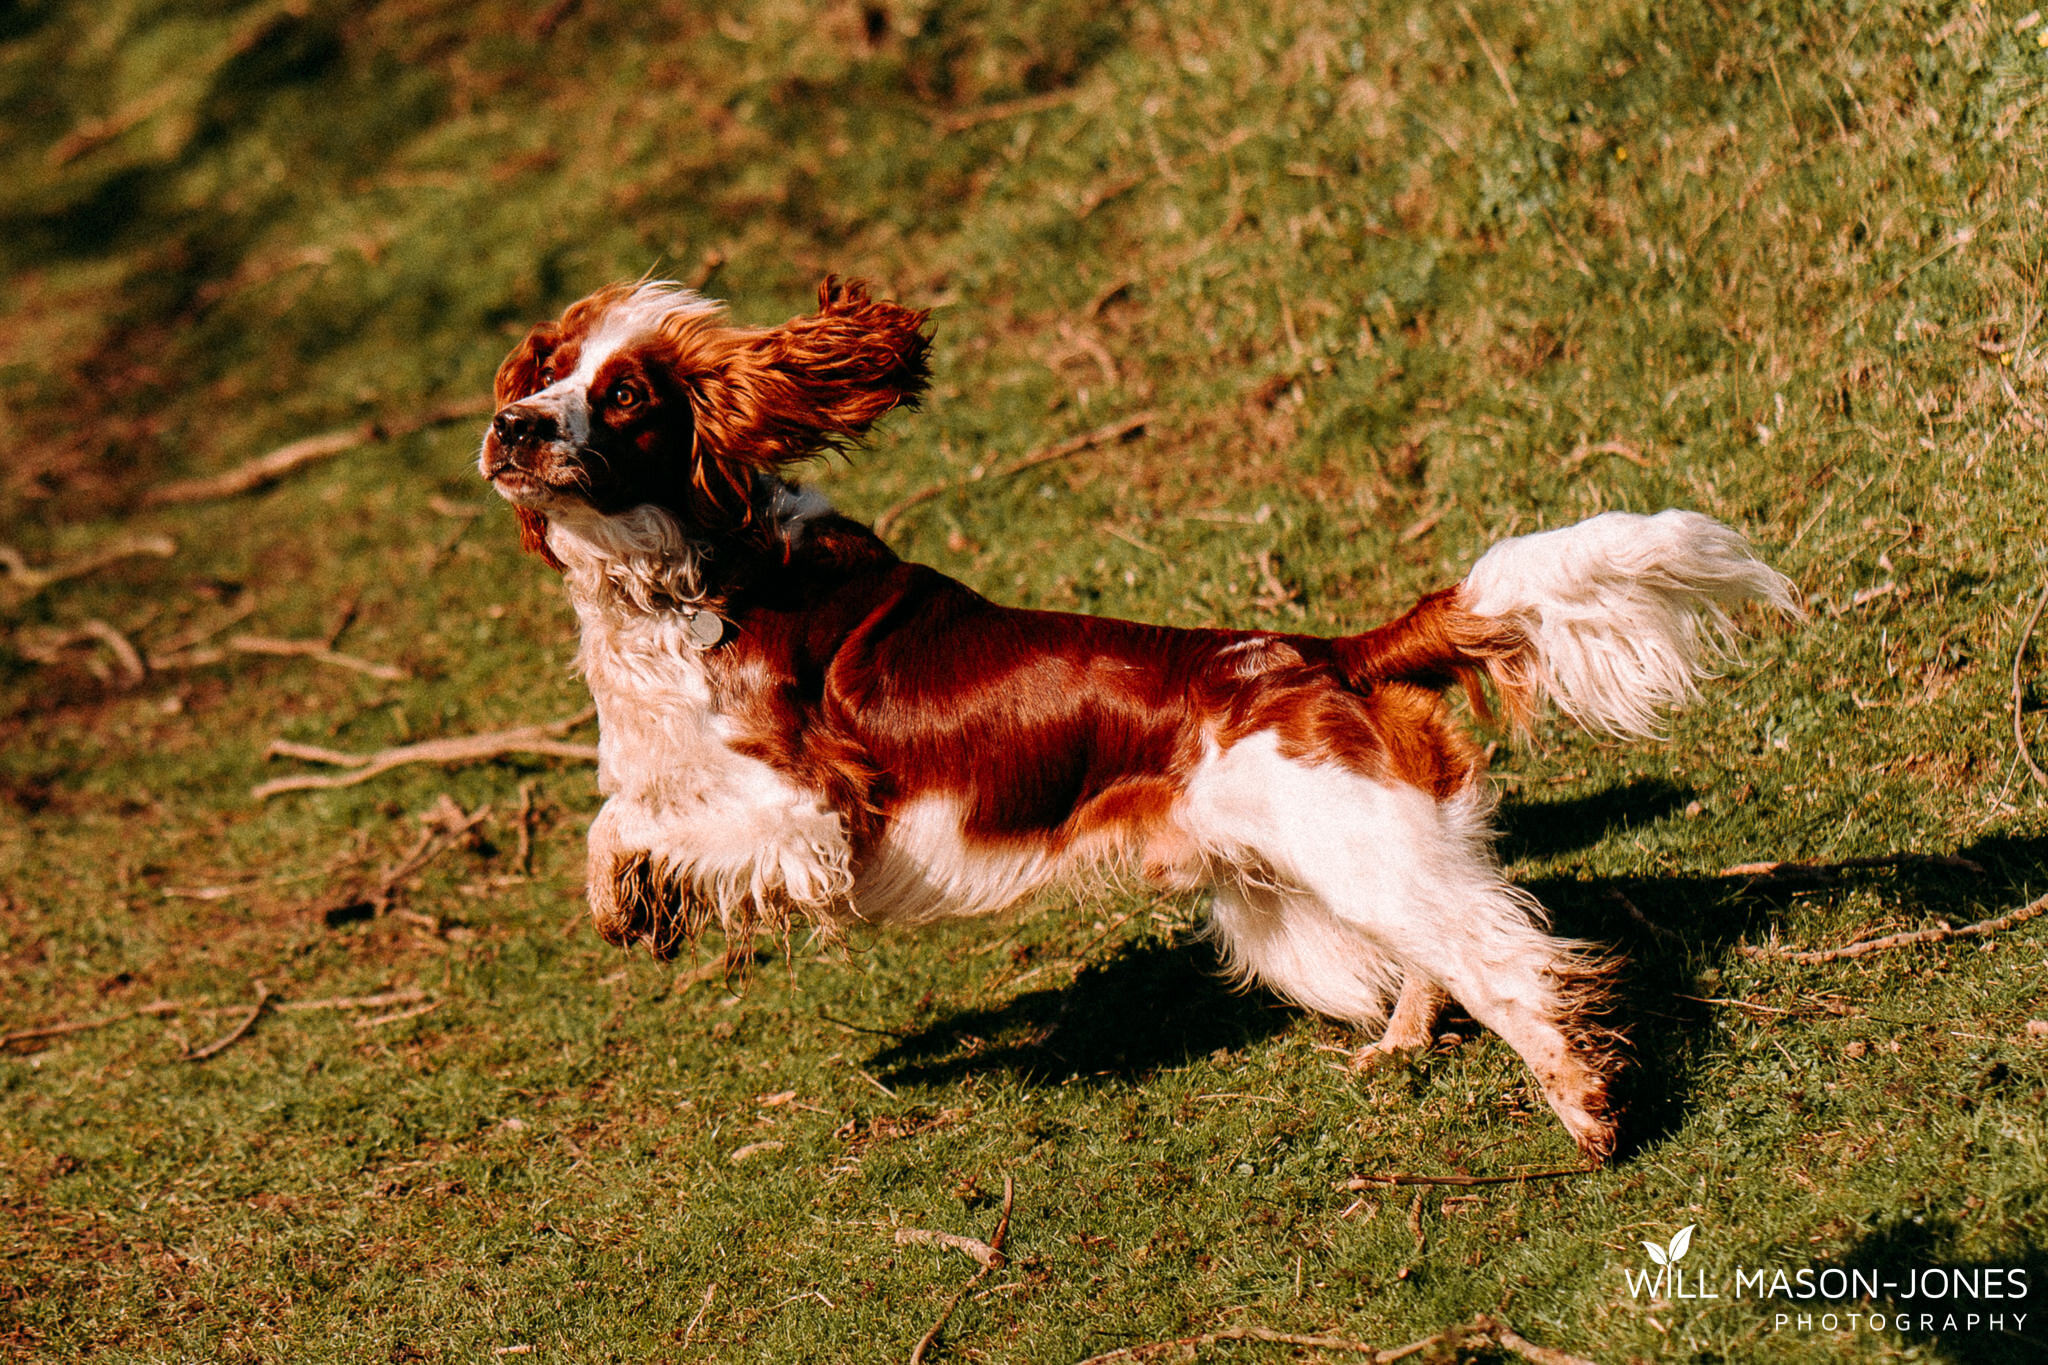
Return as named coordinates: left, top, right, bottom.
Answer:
left=491, top=403, right=561, bottom=448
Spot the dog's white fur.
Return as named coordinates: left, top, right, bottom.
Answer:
left=1461, top=509, right=1800, bottom=736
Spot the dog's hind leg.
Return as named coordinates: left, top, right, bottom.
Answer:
left=1186, top=734, right=1623, bottom=1159
left=1347, top=974, right=1447, bottom=1072
left=1203, top=878, right=1401, bottom=1026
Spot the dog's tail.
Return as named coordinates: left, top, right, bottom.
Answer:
left=1338, top=510, right=1800, bottom=737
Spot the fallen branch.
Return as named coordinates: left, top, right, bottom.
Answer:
left=254, top=710, right=595, bottom=800
left=908, top=1174, right=1014, bottom=1365
left=1738, top=891, right=2048, bottom=964
left=893, top=1227, right=1004, bottom=1272
left=1720, top=852, right=1986, bottom=881
left=77, top=620, right=147, bottom=686
left=1452, top=1, right=1519, bottom=109
left=514, top=780, right=539, bottom=876
left=144, top=399, right=493, bottom=507
left=931, top=87, right=1082, bottom=136
left=1561, top=439, right=1653, bottom=471
left=354, top=1000, right=440, bottom=1029
left=276, top=987, right=427, bottom=1014
left=2014, top=580, right=2048, bottom=787
left=1072, top=1315, right=1595, bottom=1365
left=310, top=804, right=491, bottom=923
left=3, top=988, right=429, bottom=1054
left=15, top=619, right=151, bottom=687
left=0, top=533, right=176, bottom=600
left=873, top=412, right=1154, bottom=540
left=1607, top=888, right=1683, bottom=944
left=224, top=634, right=406, bottom=681
left=3, top=1000, right=194, bottom=1051
left=180, top=983, right=272, bottom=1062
left=151, top=634, right=408, bottom=681
left=1337, top=1165, right=1595, bottom=1190
left=151, top=596, right=259, bottom=655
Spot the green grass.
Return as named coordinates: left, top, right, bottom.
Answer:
left=4, top=0, right=2047, bottom=1359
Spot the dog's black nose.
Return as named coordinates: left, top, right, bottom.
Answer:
left=492, top=405, right=559, bottom=446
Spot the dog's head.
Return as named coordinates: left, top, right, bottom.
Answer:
left=481, top=277, right=930, bottom=564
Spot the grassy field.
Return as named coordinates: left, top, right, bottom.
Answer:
left=4, top=0, right=2047, bottom=1359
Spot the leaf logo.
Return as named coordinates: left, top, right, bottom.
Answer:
left=1643, top=1224, right=1696, bottom=1266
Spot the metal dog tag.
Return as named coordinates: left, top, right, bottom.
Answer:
left=681, top=608, right=725, bottom=651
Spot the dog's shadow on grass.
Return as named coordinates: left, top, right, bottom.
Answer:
left=1494, top=775, right=1695, bottom=864
left=1525, top=818, right=2048, bottom=1160
left=874, top=786, right=2048, bottom=1164
left=873, top=934, right=1292, bottom=1089
left=1828, top=1214, right=2046, bottom=1364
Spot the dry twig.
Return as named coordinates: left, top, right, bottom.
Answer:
left=893, top=1227, right=1005, bottom=1272
left=931, top=88, right=1082, bottom=135
left=515, top=780, right=539, bottom=876
left=0, top=533, right=176, bottom=600
left=1397, top=501, right=1447, bottom=544
left=1562, top=439, right=1653, bottom=471
left=152, top=633, right=406, bottom=680
left=144, top=399, right=492, bottom=507
left=1452, top=1, right=1520, bottom=109
left=276, top=987, right=427, bottom=1014
left=80, top=620, right=147, bottom=685
left=682, top=1283, right=718, bottom=1346
left=3, top=1001, right=192, bottom=1051
left=254, top=710, right=595, bottom=799
left=180, top=983, right=273, bottom=1062
left=152, top=597, right=260, bottom=656
left=15, top=619, right=152, bottom=687
left=685, top=249, right=727, bottom=291
left=1607, top=888, right=1682, bottom=944
left=1720, top=852, right=1985, bottom=881
left=354, top=1000, right=440, bottom=1029
left=908, top=1174, right=1014, bottom=1365
left=224, top=634, right=406, bottom=681
left=873, top=412, right=1154, bottom=540
left=1071, top=1315, right=1595, bottom=1365
left=3, top=988, right=429, bottom=1054
left=1738, top=891, right=2048, bottom=964
left=309, top=804, right=492, bottom=922
left=2013, top=580, right=2048, bottom=787
left=1337, top=1165, right=1596, bottom=1190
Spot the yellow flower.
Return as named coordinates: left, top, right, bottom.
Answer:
left=1615, top=146, right=1629, bottom=162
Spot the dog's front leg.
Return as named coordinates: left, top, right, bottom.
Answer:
left=584, top=792, right=854, bottom=957
left=585, top=799, right=649, bottom=948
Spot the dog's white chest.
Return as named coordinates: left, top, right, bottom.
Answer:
left=575, top=612, right=748, bottom=807
left=572, top=603, right=854, bottom=915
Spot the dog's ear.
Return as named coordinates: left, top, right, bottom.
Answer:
left=515, top=506, right=562, bottom=570
left=683, top=277, right=932, bottom=480
left=494, top=322, right=559, bottom=406
left=494, top=324, right=566, bottom=571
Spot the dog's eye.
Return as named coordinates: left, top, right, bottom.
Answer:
left=537, top=362, right=556, bottom=386
left=608, top=382, right=643, bottom=410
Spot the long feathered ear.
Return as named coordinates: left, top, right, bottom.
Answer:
left=681, top=277, right=932, bottom=485
left=494, top=323, right=557, bottom=405
left=493, top=324, right=565, bottom=571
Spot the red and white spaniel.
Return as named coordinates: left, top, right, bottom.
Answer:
left=479, top=278, right=1797, bottom=1160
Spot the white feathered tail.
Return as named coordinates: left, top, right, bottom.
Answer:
left=1453, top=510, right=1799, bottom=737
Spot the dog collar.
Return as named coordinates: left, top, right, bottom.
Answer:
left=679, top=606, right=726, bottom=651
